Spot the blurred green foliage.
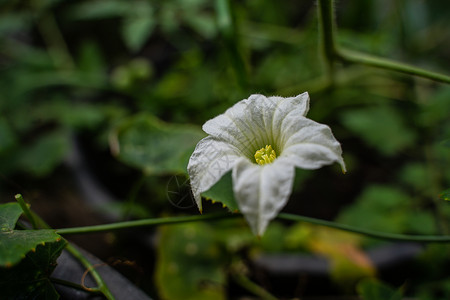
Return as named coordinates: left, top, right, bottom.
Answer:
left=0, top=0, right=449, bottom=299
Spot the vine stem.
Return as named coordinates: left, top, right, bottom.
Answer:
left=317, top=0, right=337, bottom=85
left=56, top=212, right=450, bottom=243
left=56, top=213, right=240, bottom=235
left=215, top=0, right=249, bottom=90
left=317, top=0, right=450, bottom=84
left=337, top=48, right=450, bottom=84
left=15, top=194, right=37, bottom=229
left=65, top=244, right=115, bottom=300
left=277, top=213, right=450, bottom=243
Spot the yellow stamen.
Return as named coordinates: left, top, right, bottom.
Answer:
left=254, top=145, right=277, bottom=165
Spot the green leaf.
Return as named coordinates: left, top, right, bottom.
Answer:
left=0, top=238, right=66, bottom=300
left=155, top=222, right=226, bottom=300
left=336, top=185, right=436, bottom=235
left=340, top=105, right=416, bottom=156
left=0, top=203, right=66, bottom=267
left=0, top=202, right=66, bottom=299
left=122, top=16, right=155, bottom=52
left=202, top=172, right=239, bottom=211
left=0, top=202, right=23, bottom=232
left=18, top=131, right=69, bottom=177
left=357, top=278, right=403, bottom=300
left=112, top=113, right=205, bottom=175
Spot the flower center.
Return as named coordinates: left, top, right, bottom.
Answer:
left=254, top=145, right=277, bottom=165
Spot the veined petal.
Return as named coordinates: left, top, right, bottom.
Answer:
left=188, top=136, right=241, bottom=211
left=281, top=117, right=346, bottom=172
left=232, top=157, right=295, bottom=236
left=202, top=93, right=310, bottom=156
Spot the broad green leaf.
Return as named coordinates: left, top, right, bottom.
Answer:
left=340, top=105, right=416, bottom=156
left=0, top=238, right=66, bottom=300
left=202, top=172, right=239, bottom=211
left=0, top=203, right=66, bottom=267
left=112, top=113, right=205, bottom=175
left=155, top=222, right=226, bottom=300
left=0, top=202, right=66, bottom=299
left=357, top=278, right=403, bottom=300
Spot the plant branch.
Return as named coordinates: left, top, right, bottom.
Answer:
left=65, top=244, right=115, bottom=300
left=337, top=48, right=450, bottom=84
left=215, top=0, right=249, bottom=89
left=56, top=212, right=450, bottom=243
left=15, top=194, right=37, bottom=229
left=56, top=212, right=240, bottom=235
left=317, top=0, right=337, bottom=84
left=277, top=213, right=450, bottom=243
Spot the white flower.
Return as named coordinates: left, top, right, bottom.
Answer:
left=188, top=92, right=346, bottom=236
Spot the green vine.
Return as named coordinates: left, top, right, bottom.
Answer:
left=56, top=212, right=450, bottom=243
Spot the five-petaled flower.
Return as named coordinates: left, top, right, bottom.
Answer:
left=188, top=92, right=346, bottom=236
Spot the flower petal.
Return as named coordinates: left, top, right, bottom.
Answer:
left=202, top=93, right=310, bottom=156
left=281, top=117, right=346, bottom=172
left=232, top=157, right=295, bottom=236
left=187, top=136, right=241, bottom=211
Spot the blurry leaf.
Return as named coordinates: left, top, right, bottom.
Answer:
left=405, top=211, right=436, bottom=234
left=419, top=87, right=450, bottom=126
left=202, top=172, right=239, bottom=211
left=34, top=99, right=107, bottom=130
left=185, top=13, right=216, bottom=38
left=357, top=278, right=403, bottom=300
left=0, top=13, right=33, bottom=35
left=398, top=162, right=429, bottom=193
left=307, top=226, right=375, bottom=288
left=0, top=202, right=66, bottom=267
left=122, top=15, right=155, bottom=52
left=69, top=0, right=131, bottom=20
left=18, top=131, right=70, bottom=177
left=155, top=222, right=226, bottom=300
left=0, top=118, right=16, bottom=154
left=440, top=189, right=450, bottom=201
left=337, top=185, right=435, bottom=234
left=77, top=41, right=106, bottom=74
left=112, top=114, right=205, bottom=175
left=340, top=105, right=416, bottom=156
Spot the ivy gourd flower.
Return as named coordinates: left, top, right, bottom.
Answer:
left=188, top=92, right=346, bottom=236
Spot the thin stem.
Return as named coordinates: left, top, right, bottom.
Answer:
left=277, top=213, right=450, bottom=243
left=56, top=212, right=450, bottom=243
left=50, top=277, right=101, bottom=294
left=32, top=0, right=75, bottom=70
left=317, top=0, right=337, bottom=84
left=65, top=244, right=115, bottom=300
left=337, top=48, right=450, bottom=84
left=56, top=213, right=240, bottom=235
left=215, top=0, right=249, bottom=90
left=15, top=194, right=37, bottom=229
